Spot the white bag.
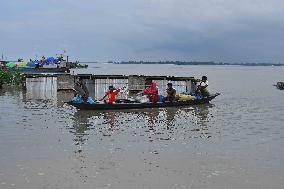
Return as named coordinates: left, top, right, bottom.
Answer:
left=135, top=95, right=149, bottom=103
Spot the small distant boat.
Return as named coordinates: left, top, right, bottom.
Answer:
left=275, top=82, right=284, bottom=90
left=67, top=93, right=220, bottom=110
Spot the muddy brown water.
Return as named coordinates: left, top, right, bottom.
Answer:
left=0, top=64, right=284, bottom=189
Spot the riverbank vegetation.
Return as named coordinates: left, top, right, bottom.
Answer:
left=0, top=69, right=22, bottom=88
left=67, top=62, right=88, bottom=68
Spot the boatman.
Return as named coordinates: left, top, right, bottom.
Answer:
left=166, top=83, right=176, bottom=102
left=197, top=76, right=209, bottom=97
left=74, top=77, right=89, bottom=102
left=100, top=86, right=121, bottom=104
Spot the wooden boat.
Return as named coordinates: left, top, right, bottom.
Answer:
left=67, top=93, right=220, bottom=110
left=275, top=82, right=284, bottom=90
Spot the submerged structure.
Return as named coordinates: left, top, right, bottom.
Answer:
left=275, top=82, right=284, bottom=90
left=22, top=74, right=199, bottom=96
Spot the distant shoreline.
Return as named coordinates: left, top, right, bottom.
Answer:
left=79, top=61, right=284, bottom=66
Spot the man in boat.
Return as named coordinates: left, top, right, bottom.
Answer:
left=144, top=80, right=158, bottom=103
left=74, top=77, right=89, bottom=102
left=166, top=83, right=176, bottom=102
left=197, top=76, right=209, bottom=97
left=100, top=86, right=121, bottom=104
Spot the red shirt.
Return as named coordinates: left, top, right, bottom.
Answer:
left=106, top=89, right=119, bottom=104
left=144, top=82, right=158, bottom=103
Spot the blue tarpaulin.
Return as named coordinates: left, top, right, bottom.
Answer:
left=27, top=57, right=60, bottom=67
left=44, top=57, right=60, bottom=65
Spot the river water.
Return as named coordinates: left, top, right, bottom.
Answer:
left=0, top=64, right=284, bottom=189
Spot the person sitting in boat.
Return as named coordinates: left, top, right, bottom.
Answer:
left=144, top=80, right=158, bottom=103
left=100, top=86, right=121, bottom=104
left=197, top=76, right=209, bottom=97
left=166, top=83, right=176, bottom=102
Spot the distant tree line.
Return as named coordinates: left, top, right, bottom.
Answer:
left=110, top=61, right=284, bottom=66
left=66, top=62, right=88, bottom=68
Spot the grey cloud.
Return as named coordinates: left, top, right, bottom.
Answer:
left=0, top=0, right=283, bottom=62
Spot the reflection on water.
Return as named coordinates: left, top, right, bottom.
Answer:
left=192, top=104, right=214, bottom=128
left=70, top=111, right=91, bottom=148
left=145, top=108, right=160, bottom=129
left=68, top=104, right=215, bottom=145
left=165, top=107, right=178, bottom=128
left=63, top=104, right=215, bottom=184
left=2, top=65, right=284, bottom=188
left=103, top=112, right=118, bottom=129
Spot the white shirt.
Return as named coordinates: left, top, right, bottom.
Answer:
left=200, top=81, right=209, bottom=87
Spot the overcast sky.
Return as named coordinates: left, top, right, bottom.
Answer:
left=1, top=0, right=284, bottom=62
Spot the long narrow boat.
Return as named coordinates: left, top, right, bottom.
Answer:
left=67, top=93, right=220, bottom=110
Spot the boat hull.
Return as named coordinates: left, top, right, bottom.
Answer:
left=67, top=93, right=220, bottom=110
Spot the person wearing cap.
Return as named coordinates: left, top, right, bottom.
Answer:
left=100, top=86, right=121, bottom=104
left=197, top=76, right=209, bottom=97
left=166, top=83, right=176, bottom=102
